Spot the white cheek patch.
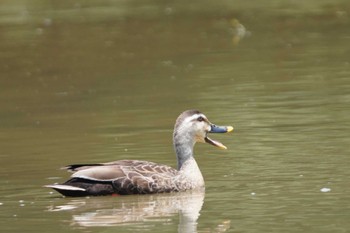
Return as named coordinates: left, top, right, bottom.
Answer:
left=183, top=114, right=207, bottom=131
left=185, top=114, right=198, bottom=122
left=178, top=113, right=209, bottom=138
left=186, top=114, right=206, bottom=123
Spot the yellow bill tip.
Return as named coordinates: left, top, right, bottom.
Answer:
left=226, top=126, right=234, bottom=133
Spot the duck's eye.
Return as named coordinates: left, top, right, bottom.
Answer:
left=197, top=116, right=204, bottom=122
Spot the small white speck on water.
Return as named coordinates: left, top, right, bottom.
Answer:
left=19, top=200, right=24, bottom=203
left=124, top=148, right=128, bottom=152
left=251, top=192, right=256, bottom=196
left=36, top=27, right=43, bottom=35
left=320, top=187, right=331, bottom=193
left=299, top=174, right=303, bottom=177
left=47, top=177, right=61, bottom=180
left=0, top=202, right=3, bottom=206
left=164, top=7, right=173, bottom=15
left=20, top=204, right=25, bottom=207
left=43, top=18, right=52, bottom=26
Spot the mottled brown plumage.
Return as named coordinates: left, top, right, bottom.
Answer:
left=65, top=160, right=179, bottom=195
left=45, top=110, right=233, bottom=196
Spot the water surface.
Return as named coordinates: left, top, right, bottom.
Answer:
left=1, top=0, right=350, bottom=232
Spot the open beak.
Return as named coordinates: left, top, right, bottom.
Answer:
left=205, top=125, right=233, bottom=149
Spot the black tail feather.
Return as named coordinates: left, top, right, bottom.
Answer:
left=62, top=163, right=104, bottom=172
left=45, top=178, right=116, bottom=197
left=46, top=185, right=88, bottom=197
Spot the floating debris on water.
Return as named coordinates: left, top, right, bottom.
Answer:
left=320, top=187, right=331, bottom=193
left=47, top=177, right=62, bottom=180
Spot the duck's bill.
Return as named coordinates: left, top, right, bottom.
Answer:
left=205, top=137, right=228, bottom=149
left=205, top=125, right=234, bottom=149
left=210, top=125, right=234, bottom=133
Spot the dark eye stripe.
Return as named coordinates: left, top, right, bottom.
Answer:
left=197, top=116, right=204, bottom=122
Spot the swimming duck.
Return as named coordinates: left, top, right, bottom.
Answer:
left=45, top=110, right=233, bottom=197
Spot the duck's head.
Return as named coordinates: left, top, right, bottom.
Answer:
left=173, top=110, right=233, bottom=150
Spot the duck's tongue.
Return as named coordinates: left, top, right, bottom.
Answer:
left=205, top=125, right=234, bottom=149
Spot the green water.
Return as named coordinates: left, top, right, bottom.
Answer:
left=1, top=0, right=350, bottom=232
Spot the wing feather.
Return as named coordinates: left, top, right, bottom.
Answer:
left=69, top=160, right=180, bottom=194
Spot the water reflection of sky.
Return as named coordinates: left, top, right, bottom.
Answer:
left=48, top=191, right=208, bottom=231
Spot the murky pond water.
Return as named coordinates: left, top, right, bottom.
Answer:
left=1, top=0, right=350, bottom=232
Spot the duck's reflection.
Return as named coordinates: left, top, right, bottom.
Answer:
left=48, top=190, right=227, bottom=232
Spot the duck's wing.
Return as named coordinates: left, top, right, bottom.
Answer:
left=65, top=160, right=180, bottom=195
left=64, top=160, right=158, bottom=172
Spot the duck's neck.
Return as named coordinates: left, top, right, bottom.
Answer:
left=174, top=139, right=205, bottom=189
left=173, top=133, right=205, bottom=189
left=174, top=141, right=195, bottom=170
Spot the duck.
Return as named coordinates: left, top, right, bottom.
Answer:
left=45, top=109, right=233, bottom=197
